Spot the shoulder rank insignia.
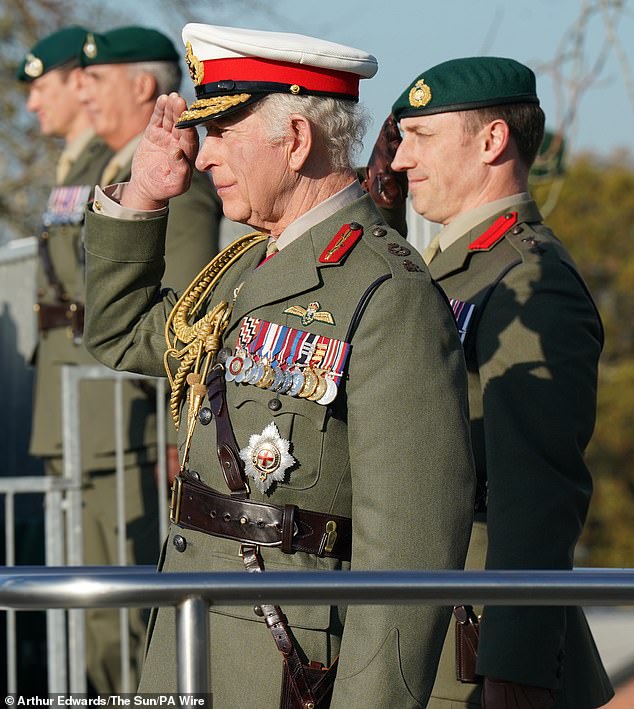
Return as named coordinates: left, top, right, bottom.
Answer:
left=319, top=222, right=363, bottom=264
left=284, top=301, right=335, bottom=326
left=469, top=212, right=518, bottom=252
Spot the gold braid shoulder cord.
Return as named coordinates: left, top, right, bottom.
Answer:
left=163, top=231, right=268, bottom=470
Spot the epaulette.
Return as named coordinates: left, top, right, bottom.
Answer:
left=468, top=212, right=518, bottom=251
left=319, top=222, right=364, bottom=264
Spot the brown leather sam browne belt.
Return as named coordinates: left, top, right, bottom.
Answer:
left=171, top=476, right=352, bottom=562
left=34, top=301, right=84, bottom=337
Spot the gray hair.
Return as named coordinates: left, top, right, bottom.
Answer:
left=253, top=94, right=370, bottom=171
left=126, top=61, right=182, bottom=97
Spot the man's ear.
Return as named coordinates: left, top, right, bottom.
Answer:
left=287, top=113, right=313, bottom=171
left=132, top=71, right=158, bottom=105
left=67, top=67, right=84, bottom=92
left=482, top=118, right=511, bottom=164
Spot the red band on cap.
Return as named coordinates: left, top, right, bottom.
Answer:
left=202, top=57, right=359, bottom=96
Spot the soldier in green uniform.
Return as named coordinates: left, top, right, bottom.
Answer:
left=78, top=26, right=222, bottom=293
left=391, top=57, right=614, bottom=709
left=19, top=27, right=159, bottom=694
left=82, top=23, right=476, bottom=708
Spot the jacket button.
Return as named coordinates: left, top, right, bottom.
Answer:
left=199, top=407, right=212, bottom=425
left=217, top=348, right=232, bottom=364
left=372, top=226, right=387, bottom=237
left=173, top=534, right=187, bottom=553
left=268, top=398, right=282, bottom=411
left=512, top=225, right=524, bottom=235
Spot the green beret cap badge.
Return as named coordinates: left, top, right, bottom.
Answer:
left=24, top=53, right=44, bottom=79
left=409, top=79, right=432, bottom=108
left=393, top=56, right=539, bottom=121
left=83, top=33, right=97, bottom=60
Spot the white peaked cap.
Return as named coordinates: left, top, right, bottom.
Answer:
left=176, top=23, right=378, bottom=127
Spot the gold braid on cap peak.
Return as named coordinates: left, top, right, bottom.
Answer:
left=176, top=94, right=252, bottom=125
left=164, top=232, right=267, bottom=466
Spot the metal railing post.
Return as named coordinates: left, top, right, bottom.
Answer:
left=61, top=365, right=86, bottom=693
left=176, top=596, right=210, bottom=694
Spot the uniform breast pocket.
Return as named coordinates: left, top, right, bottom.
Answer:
left=230, top=383, right=328, bottom=490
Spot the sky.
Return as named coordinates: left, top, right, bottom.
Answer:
left=121, top=0, right=634, bottom=164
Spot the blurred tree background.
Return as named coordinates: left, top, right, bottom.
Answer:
left=1, top=0, right=633, bottom=567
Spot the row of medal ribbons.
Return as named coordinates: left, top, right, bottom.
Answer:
left=220, top=317, right=351, bottom=406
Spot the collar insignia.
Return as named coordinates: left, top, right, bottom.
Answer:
left=409, top=79, right=432, bottom=108
left=469, top=212, right=519, bottom=251
left=284, top=301, right=335, bottom=326
left=319, top=222, right=363, bottom=264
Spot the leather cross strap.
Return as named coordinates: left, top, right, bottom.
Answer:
left=242, top=546, right=336, bottom=709
left=206, top=364, right=250, bottom=496
left=170, top=476, right=352, bottom=562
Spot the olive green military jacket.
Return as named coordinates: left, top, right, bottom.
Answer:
left=29, top=133, right=158, bottom=471
left=83, top=193, right=476, bottom=708
left=108, top=157, right=222, bottom=292
left=30, top=139, right=223, bottom=470
left=427, top=200, right=613, bottom=708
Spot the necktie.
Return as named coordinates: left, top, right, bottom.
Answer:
left=100, top=157, right=120, bottom=186
left=56, top=151, right=74, bottom=184
left=265, top=237, right=280, bottom=258
left=422, top=233, right=442, bottom=264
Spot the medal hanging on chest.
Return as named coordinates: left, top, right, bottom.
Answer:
left=226, top=316, right=351, bottom=406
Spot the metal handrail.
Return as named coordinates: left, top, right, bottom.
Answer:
left=2, top=567, right=633, bottom=694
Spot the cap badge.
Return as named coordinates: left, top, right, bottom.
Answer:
left=24, top=53, right=43, bottom=79
left=239, top=422, right=296, bottom=494
left=409, top=79, right=432, bottom=108
left=185, top=42, right=204, bottom=86
left=284, top=301, right=335, bottom=327
left=82, top=33, right=97, bottom=59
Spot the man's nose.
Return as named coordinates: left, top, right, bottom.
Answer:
left=195, top=137, right=218, bottom=172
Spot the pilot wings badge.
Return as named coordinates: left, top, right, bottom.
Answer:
left=283, top=301, right=335, bottom=326
left=239, top=422, right=296, bottom=494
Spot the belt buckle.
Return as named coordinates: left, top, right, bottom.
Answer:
left=170, top=476, right=184, bottom=524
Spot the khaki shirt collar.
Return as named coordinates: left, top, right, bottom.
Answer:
left=275, top=180, right=364, bottom=251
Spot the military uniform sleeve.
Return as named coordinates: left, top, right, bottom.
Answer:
left=83, top=209, right=177, bottom=378
left=162, top=170, right=222, bottom=292
left=474, top=254, right=602, bottom=688
left=330, top=274, right=475, bottom=708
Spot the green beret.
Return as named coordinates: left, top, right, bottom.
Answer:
left=392, top=56, right=539, bottom=121
left=17, top=26, right=90, bottom=82
left=81, top=26, right=179, bottom=66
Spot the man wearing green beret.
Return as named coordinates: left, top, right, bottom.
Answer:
left=79, top=26, right=223, bottom=292
left=19, top=25, right=166, bottom=696
left=392, top=57, right=613, bottom=709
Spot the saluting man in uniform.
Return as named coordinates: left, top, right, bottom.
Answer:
left=391, top=57, right=614, bottom=709
left=82, top=24, right=476, bottom=708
